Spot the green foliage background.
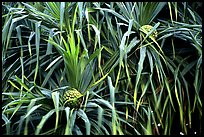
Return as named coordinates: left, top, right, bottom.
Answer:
left=2, top=2, right=202, bottom=135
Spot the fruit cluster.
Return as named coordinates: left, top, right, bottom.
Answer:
left=139, top=25, right=158, bottom=38
left=63, top=88, right=83, bottom=108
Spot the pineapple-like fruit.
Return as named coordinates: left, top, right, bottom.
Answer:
left=63, top=88, right=83, bottom=108
left=139, top=25, right=158, bottom=38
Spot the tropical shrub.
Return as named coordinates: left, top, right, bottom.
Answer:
left=2, top=2, right=202, bottom=135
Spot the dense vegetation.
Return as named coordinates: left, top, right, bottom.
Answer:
left=2, top=2, right=202, bottom=135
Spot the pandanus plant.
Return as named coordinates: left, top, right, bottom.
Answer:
left=2, top=2, right=202, bottom=135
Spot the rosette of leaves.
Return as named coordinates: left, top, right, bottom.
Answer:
left=63, top=88, right=83, bottom=108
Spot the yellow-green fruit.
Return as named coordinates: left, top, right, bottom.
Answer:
left=63, top=88, right=83, bottom=108
left=139, top=25, right=158, bottom=38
